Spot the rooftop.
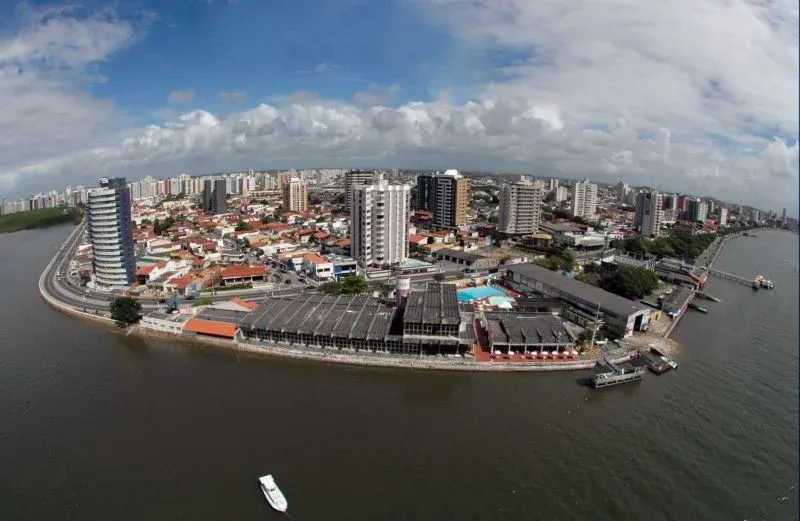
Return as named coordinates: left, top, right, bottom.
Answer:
left=485, top=313, right=572, bottom=347
left=240, top=294, right=396, bottom=340
left=403, top=283, right=461, bottom=326
left=506, top=263, right=648, bottom=318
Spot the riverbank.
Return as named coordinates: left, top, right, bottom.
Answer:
left=39, top=224, right=637, bottom=373
left=0, top=207, right=82, bottom=234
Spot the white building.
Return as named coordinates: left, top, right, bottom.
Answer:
left=498, top=181, right=544, bottom=234
left=571, top=180, right=598, bottom=219
left=719, top=208, right=728, bottom=227
left=87, top=178, right=136, bottom=289
left=350, top=174, right=410, bottom=267
left=344, top=170, right=376, bottom=212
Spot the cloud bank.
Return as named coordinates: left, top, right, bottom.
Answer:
left=1, top=1, right=797, bottom=212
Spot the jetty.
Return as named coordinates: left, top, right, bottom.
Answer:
left=705, top=268, right=753, bottom=286
left=592, top=357, right=645, bottom=389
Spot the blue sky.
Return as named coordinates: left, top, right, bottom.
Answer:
left=81, top=0, right=481, bottom=120
left=0, top=0, right=797, bottom=212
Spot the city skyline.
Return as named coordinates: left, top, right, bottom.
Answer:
left=0, top=0, right=797, bottom=212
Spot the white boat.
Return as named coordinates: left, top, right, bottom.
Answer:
left=258, top=474, right=288, bottom=513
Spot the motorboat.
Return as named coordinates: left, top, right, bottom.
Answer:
left=258, top=474, right=288, bottom=513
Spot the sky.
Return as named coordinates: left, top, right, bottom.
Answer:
left=0, top=0, right=798, bottom=212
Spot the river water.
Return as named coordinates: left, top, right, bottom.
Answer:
left=1, top=226, right=797, bottom=521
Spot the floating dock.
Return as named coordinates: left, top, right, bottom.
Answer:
left=592, top=357, right=645, bottom=389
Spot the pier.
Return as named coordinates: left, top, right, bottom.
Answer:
left=592, top=357, right=645, bottom=389
left=706, top=268, right=753, bottom=286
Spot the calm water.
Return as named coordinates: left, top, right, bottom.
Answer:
left=1, top=226, right=798, bottom=521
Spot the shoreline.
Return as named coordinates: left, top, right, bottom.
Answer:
left=38, top=224, right=636, bottom=373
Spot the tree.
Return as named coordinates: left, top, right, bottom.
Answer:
left=235, top=221, right=252, bottom=232
left=598, top=265, right=660, bottom=299
left=110, top=297, right=142, bottom=325
left=553, top=208, right=572, bottom=219
left=340, top=276, right=368, bottom=294
left=432, top=273, right=446, bottom=282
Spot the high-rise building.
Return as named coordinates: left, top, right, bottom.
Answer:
left=87, top=178, right=136, bottom=290
left=277, top=171, right=294, bottom=191
left=782, top=208, right=787, bottom=224
left=686, top=198, right=708, bottom=223
left=283, top=179, right=308, bottom=212
left=344, top=170, right=376, bottom=212
left=571, top=180, right=598, bottom=219
left=634, top=191, right=663, bottom=238
left=498, top=181, right=544, bottom=235
left=415, top=170, right=469, bottom=228
left=548, top=178, right=559, bottom=192
left=202, top=179, right=227, bottom=215
left=719, top=208, right=728, bottom=227
left=350, top=175, right=410, bottom=267
left=554, top=185, right=568, bottom=203
left=616, top=181, right=629, bottom=203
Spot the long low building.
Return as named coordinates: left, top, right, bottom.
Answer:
left=239, top=284, right=475, bottom=355
left=484, top=313, right=574, bottom=354
left=504, top=263, right=651, bottom=337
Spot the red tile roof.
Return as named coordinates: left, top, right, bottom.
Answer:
left=229, top=297, right=259, bottom=311
left=220, top=265, right=267, bottom=279
left=304, top=254, right=328, bottom=264
left=184, top=319, right=237, bottom=338
left=137, top=265, right=156, bottom=276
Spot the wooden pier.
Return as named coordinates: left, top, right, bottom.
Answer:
left=592, top=358, right=645, bottom=389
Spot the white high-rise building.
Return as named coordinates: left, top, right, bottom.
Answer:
left=555, top=185, right=568, bottom=203
left=571, top=180, right=598, bottom=219
left=719, top=208, right=728, bottom=227
left=87, top=178, right=136, bottom=290
left=350, top=175, right=410, bottom=268
left=498, top=181, right=544, bottom=234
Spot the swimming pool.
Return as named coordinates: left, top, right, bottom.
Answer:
left=457, top=286, right=507, bottom=302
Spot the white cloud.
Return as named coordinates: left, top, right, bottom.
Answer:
left=0, top=7, right=135, bottom=194
left=1, top=1, right=798, bottom=212
left=168, top=89, right=196, bottom=104
left=314, top=62, right=328, bottom=73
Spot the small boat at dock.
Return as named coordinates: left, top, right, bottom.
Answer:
left=258, top=474, right=288, bottom=513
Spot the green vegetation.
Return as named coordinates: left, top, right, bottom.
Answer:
left=0, top=207, right=83, bottom=234
left=319, top=276, right=370, bottom=295
left=109, top=297, right=142, bottom=325
left=582, top=263, right=659, bottom=299
left=152, top=216, right=176, bottom=235
left=191, top=298, right=212, bottom=307
left=235, top=221, right=252, bottom=231
left=614, top=230, right=717, bottom=259
left=535, top=247, right=575, bottom=272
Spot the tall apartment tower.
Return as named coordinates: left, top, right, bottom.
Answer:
left=415, top=170, right=469, bottom=228
left=350, top=174, right=410, bottom=267
left=277, top=171, right=294, bottom=191
left=498, top=181, right=544, bottom=235
left=634, top=191, right=664, bottom=238
left=686, top=198, right=708, bottom=223
left=283, top=179, right=308, bottom=212
left=571, top=180, right=598, bottom=219
left=202, top=179, right=227, bottom=215
left=344, top=170, right=376, bottom=212
left=87, top=177, right=135, bottom=289
left=616, top=181, right=629, bottom=203
left=719, top=208, right=729, bottom=227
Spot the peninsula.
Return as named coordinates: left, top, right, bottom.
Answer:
left=0, top=207, right=83, bottom=234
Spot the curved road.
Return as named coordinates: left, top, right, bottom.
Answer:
left=41, top=223, right=291, bottom=314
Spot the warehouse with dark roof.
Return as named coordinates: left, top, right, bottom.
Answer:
left=238, top=284, right=474, bottom=355
left=504, top=263, right=651, bottom=337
